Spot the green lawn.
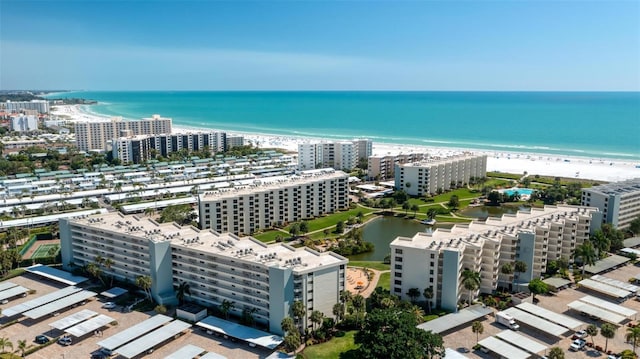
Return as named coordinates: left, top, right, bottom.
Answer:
left=348, top=261, right=390, bottom=271
left=301, top=330, right=359, bottom=359
left=252, top=230, right=285, bottom=243
left=286, top=206, right=376, bottom=233
left=376, top=271, right=390, bottom=290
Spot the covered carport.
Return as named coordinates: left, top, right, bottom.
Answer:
left=196, top=316, right=283, bottom=350
left=416, top=305, right=492, bottom=335
left=26, top=264, right=88, bottom=286
left=478, top=336, right=530, bottom=359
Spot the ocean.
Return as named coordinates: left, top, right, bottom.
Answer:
left=49, top=91, right=640, bottom=161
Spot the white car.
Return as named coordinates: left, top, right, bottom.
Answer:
left=570, top=339, right=586, bottom=351
left=58, top=336, right=72, bottom=346
left=574, top=329, right=587, bottom=339
left=102, top=302, right=116, bottom=309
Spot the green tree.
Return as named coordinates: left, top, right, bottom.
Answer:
left=291, top=300, right=306, bottom=333
left=135, top=275, right=152, bottom=300
left=629, top=216, right=640, bottom=236
left=626, top=326, right=640, bottom=354
left=586, top=324, right=598, bottom=346
left=281, top=316, right=296, bottom=334
left=220, top=299, right=235, bottom=320
left=410, top=204, right=420, bottom=217
left=461, top=269, right=481, bottom=306
left=16, top=339, right=26, bottom=357
left=175, top=281, right=192, bottom=305
left=332, top=302, right=344, bottom=323
left=406, top=288, right=420, bottom=304
left=574, top=241, right=597, bottom=276
left=423, top=286, right=434, bottom=314
left=299, top=221, right=309, bottom=235
left=528, top=278, right=549, bottom=303
left=448, top=195, right=459, bottom=209
left=0, top=337, right=12, bottom=353
left=335, top=220, right=345, bottom=234
left=601, top=322, right=616, bottom=353
left=426, top=208, right=438, bottom=220
left=309, top=310, right=324, bottom=334
left=514, top=260, right=527, bottom=291
left=547, top=346, right=565, bottom=359
left=402, top=201, right=410, bottom=215
left=501, top=263, right=514, bottom=290
left=283, top=332, right=301, bottom=353
left=471, top=320, right=484, bottom=344
left=158, top=204, right=197, bottom=225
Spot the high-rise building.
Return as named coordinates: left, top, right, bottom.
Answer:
left=4, top=100, right=50, bottom=114
left=367, top=153, right=431, bottom=180
left=59, top=212, right=347, bottom=335
left=297, top=139, right=372, bottom=171
left=395, top=154, right=487, bottom=196
left=199, top=169, right=349, bottom=235
left=581, top=178, right=640, bottom=229
left=74, top=115, right=172, bottom=151
left=10, top=115, right=38, bottom=132
left=390, top=205, right=601, bottom=311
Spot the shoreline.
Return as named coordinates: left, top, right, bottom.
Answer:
left=50, top=104, right=640, bottom=182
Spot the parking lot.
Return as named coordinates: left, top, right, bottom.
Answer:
left=0, top=274, right=273, bottom=358
left=443, top=263, right=640, bottom=358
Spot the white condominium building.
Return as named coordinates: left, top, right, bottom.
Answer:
left=297, top=139, right=372, bottom=171
left=367, top=153, right=431, bottom=180
left=390, top=205, right=601, bottom=311
left=10, top=115, right=38, bottom=132
left=4, top=100, right=50, bottom=114
left=75, top=114, right=172, bottom=151
left=60, top=212, right=347, bottom=335
left=395, top=153, right=487, bottom=196
left=199, top=169, right=349, bottom=235
left=581, top=178, right=640, bottom=230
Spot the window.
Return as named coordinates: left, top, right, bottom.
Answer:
left=394, top=272, right=402, bottom=278
left=430, top=253, right=435, bottom=259
left=395, top=249, right=403, bottom=254
left=395, top=264, right=402, bottom=270
left=395, top=256, right=402, bottom=262
left=394, top=280, right=402, bottom=285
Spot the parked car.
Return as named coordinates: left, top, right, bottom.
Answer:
left=58, top=336, right=72, bottom=346
left=100, top=347, right=113, bottom=356
left=91, top=354, right=106, bottom=359
left=35, top=335, right=49, bottom=344
left=570, top=339, right=586, bottom=351
left=102, top=302, right=116, bottom=309
left=574, top=329, right=587, bottom=339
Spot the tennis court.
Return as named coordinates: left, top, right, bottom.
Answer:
left=30, top=243, right=60, bottom=259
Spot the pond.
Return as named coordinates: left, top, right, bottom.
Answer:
left=350, top=216, right=430, bottom=261
left=458, top=205, right=530, bottom=219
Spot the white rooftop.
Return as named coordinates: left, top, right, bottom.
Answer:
left=578, top=295, right=637, bottom=318
left=49, top=309, right=98, bottom=330
left=578, top=278, right=632, bottom=299
left=495, top=330, right=547, bottom=354
left=502, top=308, right=568, bottom=337
left=516, top=302, right=584, bottom=331
left=416, top=305, right=492, bottom=334
left=196, top=316, right=284, bottom=350
left=567, top=301, right=627, bottom=324
left=478, top=336, right=530, bottom=359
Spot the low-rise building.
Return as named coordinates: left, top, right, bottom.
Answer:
left=10, top=115, right=38, bottom=132
left=581, top=178, right=640, bottom=230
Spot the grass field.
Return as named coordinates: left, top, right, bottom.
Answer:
left=252, top=230, right=286, bottom=243
left=301, top=330, right=359, bottom=359
left=31, top=243, right=60, bottom=259
left=376, top=271, right=390, bottom=291
left=348, top=261, right=390, bottom=271
left=285, top=206, right=376, bottom=233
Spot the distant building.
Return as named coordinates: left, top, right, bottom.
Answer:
left=4, top=100, right=50, bottom=114
left=10, top=115, right=38, bottom=132
left=581, top=178, right=640, bottom=229
left=226, top=136, right=245, bottom=149
left=395, top=153, right=487, bottom=196
left=199, top=169, right=349, bottom=235
left=74, top=114, right=172, bottom=151
left=368, top=153, right=431, bottom=180
left=391, top=205, right=601, bottom=311
left=298, top=139, right=372, bottom=171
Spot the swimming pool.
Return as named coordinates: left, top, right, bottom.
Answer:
left=503, top=188, right=534, bottom=196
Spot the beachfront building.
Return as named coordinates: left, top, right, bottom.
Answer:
left=367, top=153, right=431, bottom=180
left=199, top=169, right=349, bottom=235
left=297, top=139, right=373, bottom=171
left=581, top=178, right=640, bottom=230
left=59, top=212, right=347, bottom=335
left=74, top=114, right=172, bottom=151
left=394, top=153, right=487, bottom=196
left=112, top=131, right=232, bottom=164
left=390, top=205, right=601, bottom=311
left=4, top=100, right=50, bottom=114
left=10, top=115, right=38, bottom=132
left=226, top=135, right=245, bottom=149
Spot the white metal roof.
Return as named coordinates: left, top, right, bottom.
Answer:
left=99, top=287, right=128, bottom=299
left=516, top=302, right=585, bottom=330
left=478, top=336, right=530, bottom=359
left=120, top=197, right=197, bottom=214
left=200, top=353, right=228, bottom=359
left=578, top=295, right=637, bottom=318
left=0, top=208, right=109, bottom=231
left=26, top=264, right=88, bottom=285
left=502, top=308, right=568, bottom=337
left=164, top=345, right=206, bottom=359
left=567, top=301, right=626, bottom=324
left=23, top=290, right=96, bottom=319
left=65, top=314, right=114, bottom=337
left=578, top=278, right=632, bottom=299
left=591, top=274, right=640, bottom=293
left=0, top=282, right=18, bottom=292
left=196, top=316, right=284, bottom=350
left=2, top=286, right=82, bottom=317
left=416, top=305, right=493, bottom=334
left=49, top=309, right=98, bottom=330
left=495, top=330, right=547, bottom=354
left=97, top=314, right=173, bottom=350
left=115, top=320, right=191, bottom=359
left=0, top=286, right=29, bottom=301
left=444, top=348, right=469, bottom=359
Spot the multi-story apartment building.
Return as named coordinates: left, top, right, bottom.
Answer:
left=395, top=153, right=487, bottom=196
left=59, top=212, right=347, bottom=335
left=367, top=153, right=431, bottom=180
left=581, top=178, right=640, bottom=230
left=4, top=100, right=50, bottom=114
left=199, top=169, right=349, bottom=235
left=10, top=115, right=38, bottom=132
left=75, top=115, right=172, bottom=151
left=112, top=131, right=232, bottom=164
left=226, top=136, right=245, bottom=149
left=390, top=205, right=601, bottom=311
left=297, top=139, right=373, bottom=171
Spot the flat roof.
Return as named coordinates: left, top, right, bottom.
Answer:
left=416, top=305, right=492, bottom=334
left=100, top=287, right=128, bottom=299
left=0, top=208, right=109, bottom=231
left=516, top=302, right=584, bottom=331
left=164, top=344, right=206, bottom=359
left=2, top=286, right=82, bottom=317
left=0, top=286, right=29, bottom=301
left=65, top=314, right=114, bottom=337
left=444, top=348, right=469, bottom=359
left=567, top=301, right=626, bottom=324
left=584, top=254, right=630, bottom=275
left=200, top=353, right=228, bottom=359
left=26, top=264, right=88, bottom=286
left=97, top=314, right=173, bottom=350
left=0, top=282, right=18, bottom=292
left=23, top=290, right=96, bottom=319
left=578, top=279, right=631, bottom=299
left=119, top=197, right=196, bottom=214
left=477, top=336, right=530, bottom=359
left=578, top=295, right=637, bottom=318
left=623, top=237, right=640, bottom=248
left=196, top=316, right=284, bottom=350
left=49, top=309, right=98, bottom=330
left=543, top=277, right=572, bottom=289
left=115, top=320, right=191, bottom=359
left=495, top=330, right=547, bottom=354
left=502, top=308, right=569, bottom=337
left=591, top=274, right=640, bottom=293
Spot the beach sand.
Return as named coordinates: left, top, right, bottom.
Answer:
left=51, top=105, right=640, bottom=182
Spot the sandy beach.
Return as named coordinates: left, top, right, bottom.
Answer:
left=51, top=105, right=640, bottom=182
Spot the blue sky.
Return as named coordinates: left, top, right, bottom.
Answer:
left=1, top=1, right=639, bottom=90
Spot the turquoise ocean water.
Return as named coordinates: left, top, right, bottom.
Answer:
left=50, top=91, right=640, bottom=161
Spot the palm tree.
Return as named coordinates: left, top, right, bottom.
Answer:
left=600, top=323, right=616, bottom=353
left=0, top=337, right=12, bottom=353
left=340, top=290, right=352, bottom=317
left=586, top=324, right=598, bottom=346
left=332, top=303, right=343, bottom=323
left=16, top=339, right=26, bottom=357
left=426, top=208, right=438, bottom=221
left=406, top=287, right=420, bottom=304
left=291, top=300, right=306, bottom=332
left=627, top=326, right=640, bottom=354
left=309, top=310, right=324, bottom=334
left=423, top=287, right=434, bottom=314
left=220, top=300, right=235, bottom=320
left=352, top=294, right=366, bottom=327
left=461, top=269, right=481, bottom=307
left=411, top=305, right=425, bottom=323
left=471, top=320, right=484, bottom=344
left=501, top=263, right=514, bottom=291
left=514, top=261, right=527, bottom=291
left=281, top=316, right=296, bottom=334
left=574, top=241, right=597, bottom=276
left=135, top=275, right=152, bottom=300
left=102, top=258, right=115, bottom=287
left=176, top=281, right=192, bottom=305
left=547, top=347, right=565, bottom=359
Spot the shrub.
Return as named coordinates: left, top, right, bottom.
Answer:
left=155, top=305, right=167, bottom=314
